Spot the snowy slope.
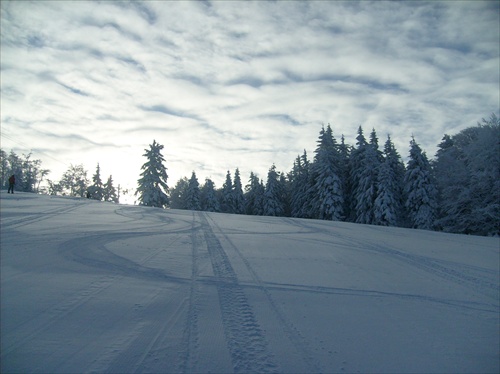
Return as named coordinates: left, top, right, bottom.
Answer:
left=1, top=191, right=498, bottom=374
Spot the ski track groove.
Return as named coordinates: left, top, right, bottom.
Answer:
left=198, top=212, right=279, bottom=374
left=99, top=213, right=201, bottom=374
left=1, top=275, right=118, bottom=358
left=178, top=213, right=201, bottom=374
left=285, top=218, right=499, bottom=301
left=206, top=214, right=324, bottom=373
left=0, top=201, right=85, bottom=229
left=3, top=226, right=192, bottom=373
left=79, top=224, right=194, bottom=373
left=104, top=295, right=188, bottom=374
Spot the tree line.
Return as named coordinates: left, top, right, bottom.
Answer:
left=136, top=114, right=499, bottom=236
left=0, top=151, right=121, bottom=203
left=2, top=114, right=498, bottom=236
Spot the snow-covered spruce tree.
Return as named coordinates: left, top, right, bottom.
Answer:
left=385, top=135, right=406, bottom=216
left=201, top=178, right=220, bottom=212
left=256, top=178, right=266, bottom=215
left=369, top=128, right=384, bottom=163
left=339, top=135, right=352, bottom=219
left=309, top=125, right=344, bottom=220
left=170, top=177, right=189, bottom=209
left=404, top=137, right=438, bottom=230
left=233, top=168, right=245, bottom=214
left=220, top=170, right=234, bottom=213
left=347, top=126, right=368, bottom=222
left=279, top=171, right=291, bottom=217
left=244, top=172, right=265, bottom=215
left=185, top=171, right=201, bottom=210
left=373, top=136, right=405, bottom=226
left=373, top=158, right=398, bottom=226
left=434, top=115, right=500, bottom=235
left=263, top=164, right=285, bottom=216
left=88, top=163, right=104, bottom=201
left=433, top=134, right=466, bottom=232
left=135, top=140, right=169, bottom=208
left=103, top=175, right=118, bottom=203
left=349, top=127, right=382, bottom=224
left=289, top=151, right=311, bottom=218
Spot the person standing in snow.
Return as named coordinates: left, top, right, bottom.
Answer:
left=8, top=175, right=15, bottom=194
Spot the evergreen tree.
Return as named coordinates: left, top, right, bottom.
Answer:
left=185, top=171, right=201, bottom=210
left=354, top=129, right=382, bottom=224
left=244, top=172, right=265, bottom=215
left=221, top=170, right=234, bottom=213
left=263, top=164, right=285, bottom=216
left=233, top=168, right=245, bottom=214
left=103, top=175, right=118, bottom=203
left=369, top=128, right=384, bottom=163
left=374, top=157, right=398, bottom=226
left=136, top=140, right=169, bottom=208
left=434, top=115, right=500, bottom=235
left=201, top=178, right=220, bottom=212
left=88, top=163, right=104, bottom=201
left=348, top=126, right=368, bottom=221
left=404, top=137, right=438, bottom=230
left=170, top=177, right=189, bottom=209
left=373, top=136, right=405, bottom=226
left=339, top=135, right=351, bottom=219
left=279, top=171, right=291, bottom=217
left=349, top=126, right=382, bottom=223
left=289, top=151, right=311, bottom=218
left=309, top=125, right=344, bottom=220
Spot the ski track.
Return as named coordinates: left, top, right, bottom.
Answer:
left=101, top=290, right=189, bottom=374
left=1, top=274, right=118, bottom=359
left=91, top=212, right=201, bottom=374
left=114, top=206, right=177, bottom=227
left=198, top=212, right=279, bottom=374
left=205, top=213, right=324, bottom=373
left=3, top=228, right=189, bottom=372
left=66, top=231, right=193, bottom=373
left=261, top=281, right=499, bottom=313
left=0, top=200, right=85, bottom=229
left=284, top=218, right=499, bottom=303
left=60, top=232, right=188, bottom=284
left=178, top=213, right=201, bottom=374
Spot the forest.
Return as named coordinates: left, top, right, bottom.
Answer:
left=1, top=114, right=498, bottom=236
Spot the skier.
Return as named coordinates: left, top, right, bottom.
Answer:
left=8, top=175, right=15, bottom=194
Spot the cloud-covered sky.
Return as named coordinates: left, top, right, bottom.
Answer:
left=1, top=1, right=499, bottom=195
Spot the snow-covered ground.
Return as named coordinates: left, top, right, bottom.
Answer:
left=1, top=191, right=498, bottom=374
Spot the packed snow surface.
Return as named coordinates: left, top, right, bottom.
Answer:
left=1, top=192, right=499, bottom=373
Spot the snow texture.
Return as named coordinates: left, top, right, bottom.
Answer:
left=1, top=191, right=499, bottom=373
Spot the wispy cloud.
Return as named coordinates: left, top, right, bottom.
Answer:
left=1, top=0, right=498, bottom=190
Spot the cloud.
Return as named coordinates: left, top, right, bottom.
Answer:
left=1, top=0, right=498, bottom=193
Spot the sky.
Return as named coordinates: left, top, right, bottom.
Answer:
left=1, top=0, right=499, bottom=198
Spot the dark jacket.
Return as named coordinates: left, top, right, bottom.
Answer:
left=9, top=175, right=15, bottom=184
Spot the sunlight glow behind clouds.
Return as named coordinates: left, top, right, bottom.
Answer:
left=1, top=1, right=498, bottom=195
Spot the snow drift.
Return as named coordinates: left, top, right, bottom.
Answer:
left=1, top=192, right=498, bottom=373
